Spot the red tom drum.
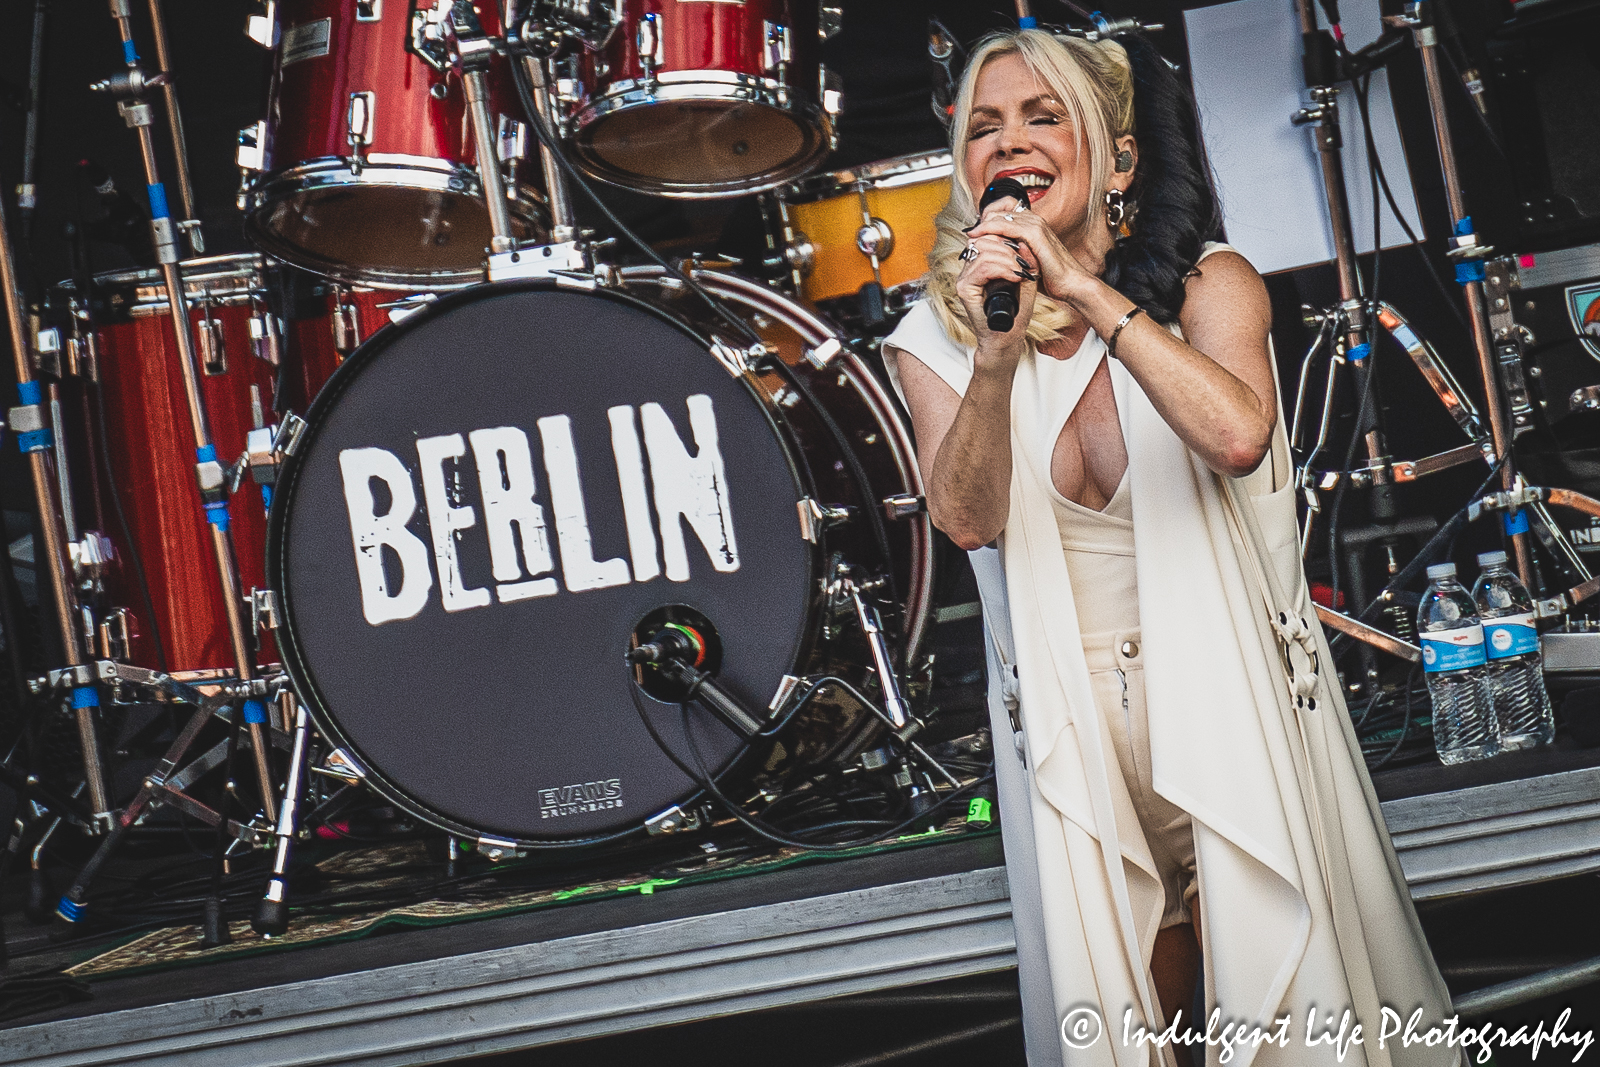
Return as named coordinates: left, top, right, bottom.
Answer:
left=245, top=0, right=547, bottom=289
left=65, top=255, right=398, bottom=675
left=565, top=0, right=838, bottom=198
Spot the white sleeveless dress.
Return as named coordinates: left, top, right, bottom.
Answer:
left=881, top=244, right=1458, bottom=1067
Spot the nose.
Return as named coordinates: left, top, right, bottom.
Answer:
left=994, top=117, right=1031, bottom=158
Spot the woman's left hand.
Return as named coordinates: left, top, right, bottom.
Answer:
left=965, top=199, right=1099, bottom=307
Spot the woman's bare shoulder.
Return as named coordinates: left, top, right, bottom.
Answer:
left=1180, top=249, right=1271, bottom=330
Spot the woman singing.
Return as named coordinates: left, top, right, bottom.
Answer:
left=882, top=28, right=1457, bottom=1066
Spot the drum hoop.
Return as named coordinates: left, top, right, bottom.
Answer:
left=781, top=150, right=955, bottom=205
left=266, top=279, right=824, bottom=846
left=244, top=161, right=550, bottom=290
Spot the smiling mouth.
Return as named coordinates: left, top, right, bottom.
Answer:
left=1001, top=171, right=1054, bottom=205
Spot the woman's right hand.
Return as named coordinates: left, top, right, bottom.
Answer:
left=955, top=199, right=1037, bottom=371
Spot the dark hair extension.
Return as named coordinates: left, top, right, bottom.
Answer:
left=1100, top=33, right=1223, bottom=324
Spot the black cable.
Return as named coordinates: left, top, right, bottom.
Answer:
left=1348, top=78, right=1471, bottom=336
left=676, top=701, right=992, bottom=853
left=1326, top=346, right=1379, bottom=615
left=1354, top=74, right=1382, bottom=310
left=1369, top=664, right=1423, bottom=771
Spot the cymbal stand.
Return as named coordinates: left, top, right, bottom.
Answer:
left=142, top=0, right=203, bottom=255
left=91, top=3, right=277, bottom=829
left=0, top=162, right=114, bottom=834
left=1290, top=0, right=1386, bottom=528
left=1388, top=0, right=1534, bottom=589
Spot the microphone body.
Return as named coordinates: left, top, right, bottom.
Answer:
left=976, top=177, right=1030, bottom=333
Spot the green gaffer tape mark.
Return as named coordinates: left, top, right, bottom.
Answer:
left=628, top=878, right=681, bottom=896
left=552, top=886, right=599, bottom=901
left=967, top=797, right=994, bottom=825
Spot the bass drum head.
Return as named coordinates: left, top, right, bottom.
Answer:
left=269, top=282, right=814, bottom=842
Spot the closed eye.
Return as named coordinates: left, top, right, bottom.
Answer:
left=968, top=125, right=998, bottom=141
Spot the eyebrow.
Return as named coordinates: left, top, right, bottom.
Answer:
left=968, top=94, right=1061, bottom=120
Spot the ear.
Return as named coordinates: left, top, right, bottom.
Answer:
left=1110, top=135, right=1138, bottom=193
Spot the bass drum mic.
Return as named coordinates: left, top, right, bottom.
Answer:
left=975, top=176, right=1030, bottom=333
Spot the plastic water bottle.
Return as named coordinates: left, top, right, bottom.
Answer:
left=1418, top=562, right=1500, bottom=764
left=1472, top=550, right=1555, bottom=750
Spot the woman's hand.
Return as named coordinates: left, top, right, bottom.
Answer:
left=956, top=197, right=1039, bottom=369
left=964, top=197, right=1101, bottom=309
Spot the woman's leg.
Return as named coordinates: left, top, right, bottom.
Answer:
left=1153, top=922, right=1201, bottom=1066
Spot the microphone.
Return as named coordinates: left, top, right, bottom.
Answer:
left=976, top=177, right=1029, bottom=333
left=626, top=624, right=706, bottom=667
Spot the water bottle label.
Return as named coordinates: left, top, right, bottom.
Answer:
left=1421, top=627, right=1487, bottom=673
left=1485, top=613, right=1538, bottom=659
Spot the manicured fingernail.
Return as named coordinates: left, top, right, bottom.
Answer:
left=961, top=223, right=978, bottom=233
left=1015, top=255, right=1031, bottom=269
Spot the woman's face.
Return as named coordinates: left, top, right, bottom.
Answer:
left=962, top=52, right=1091, bottom=244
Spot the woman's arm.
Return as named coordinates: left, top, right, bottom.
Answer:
left=892, top=346, right=1015, bottom=551
left=967, top=211, right=1277, bottom=478
left=1069, top=251, right=1276, bottom=477
left=893, top=205, right=1040, bottom=550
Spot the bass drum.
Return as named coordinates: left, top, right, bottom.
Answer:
left=268, top=273, right=931, bottom=844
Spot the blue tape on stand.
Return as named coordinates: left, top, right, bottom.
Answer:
left=147, top=183, right=170, bottom=220
left=1454, top=217, right=1474, bottom=236
left=196, top=444, right=217, bottom=463
left=1018, top=15, right=1038, bottom=26
left=1456, top=260, right=1486, bottom=284
left=261, top=484, right=273, bottom=510
left=17, top=429, right=53, bottom=453
left=56, top=895, right=86, bottom=922
left=1347, top=343, right=1372, bottom=363
left=1503, top=510, right=1530, bottom=535
left=71, top=685, right=100, bottom=709
left=204, top=501, right=230, bottom=531
left=243, top=699, right=268, bottom=724
left=122, top=39, right=137, bottom=64
left=16, top=381, right=41, bottom=405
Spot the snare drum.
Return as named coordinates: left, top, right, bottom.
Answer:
left=245, top=0, right=546, bottom=289
left=566, top=0, right=837, bottom=198
left=269, top=273, right=931, bottom=843
left=778, top=151, right=952, bottom=320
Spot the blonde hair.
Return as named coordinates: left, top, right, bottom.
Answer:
left=924, top=30, right=1135, bottom=347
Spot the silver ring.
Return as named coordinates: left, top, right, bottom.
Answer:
left=1004, top=214, right=1015, bottom=222
left=959, top=246, right=976, bottom=262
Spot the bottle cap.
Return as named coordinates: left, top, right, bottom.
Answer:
left=1426, top=562, right=1457, bottom=580
left=1477, top=550, right=1508, bottom=567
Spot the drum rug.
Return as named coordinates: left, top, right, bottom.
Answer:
left=63, top=817, right=990, bottom=981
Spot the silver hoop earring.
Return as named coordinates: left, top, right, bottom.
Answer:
left=1104, top=189, right=1126, bottom=229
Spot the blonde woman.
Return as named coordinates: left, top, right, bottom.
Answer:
left=881, top=28, right=1457, bottom=1067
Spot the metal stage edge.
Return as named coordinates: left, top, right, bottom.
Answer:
left=4, top=773, right=1600, bottom=1065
